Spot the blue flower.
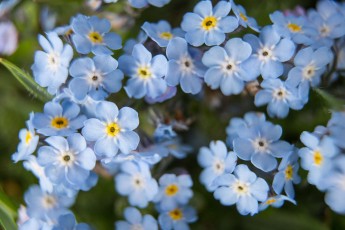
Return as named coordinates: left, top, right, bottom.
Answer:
left=198, top=140, right=237, bottom=191
left=69, top=55, right=124, bottom=100
left=231, top=0, right=260, bottom=32
left=165, top=37, right=205, bottom=94
left=12, top=113, right=39, bottom=163
left=213, top=164, right=269, bottom=216
left=118, top=44, right=168, bottom=99
left=128, top=0, right=171, bottom=8
left=31, top=32, right=73, bottom=94
left=286, top=46, right=333, bottom=89
left=0, top=21, right=18, bottom=55
left=154, top=174, right=193, bottom=211
left=272, top=150, right=301, bottom=198
left=37, top=134, right=96, bottom=189
left=141, top=20, right=184, bottom=47
left=82, top=101, right=140, bottom=158
left=33, top=101, right=86, bottom=137
left=233, top=121, right=293, bottom=172
left=181, top=0, right=238, bottom=46
left=324, top=156, right=345, bottom=214
left=269, top=11, right=316, bottom=45
left=160, top=139, right=193, bottom=159
left=259, top=195, right=296, bottom=211
left=306, top=1, right=345, bottom=48
left=226, top=112, right=266, bottom=148
left=115, top=207, right=158, bottom=230
left=327, top=111, right=345, bottom=149
left=115, top=161, right=158, bottom=208
left=255, top=78, right=304, bottom=118
left=52, top=213, right=91, bottom=230
left=299, top=131, right=339, bottom=190
left=24, top=185, right=75, bottom=220
left=158, top=205, right=197, bottom=230
left=244, top=26, right=295, bottom=79
left=71, top=15, right=122, bottom=55
left=202, top=37, right=257, bottom=95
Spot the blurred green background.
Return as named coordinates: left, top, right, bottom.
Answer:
left=1, top=0, right=345, bottom=229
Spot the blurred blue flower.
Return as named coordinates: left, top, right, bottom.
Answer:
left=71, top=15, right=122, bottom=55
left=37, top=134, right=96, bottom=189
left=213, top=165, right=269, bottom=216
left=231, top=0, right=259, bottom=32
left=31, top=32, right=73, bottom=94
left=272, top=150, right=301, bottom=198
left=0, top=21, right=18, bottom=55
left=52, top=213, right=91, bottom=230
left=154, top=174, right=193, bottom=211
left=198, top=140, right=237, bottom=191
left=299, top=131, right=339, bottom=190
left=286, top=46, right=333, bottom=89
left=244, top=26, right=295, bottom=79
left=116, top=207, right=158, bottom=230
left=33, top=101, right=86, bottom=137
left=165, top=37, right=205, bottom=94
left=119, top=44, right=168, bottom=99
left=181, top=0, right=238, bottom=46
left=259, top=195, right=296, bottom=211
left=226, top=112, right=266, bottom=148
left=128, top=0, right=171, bottom=8
left=12, top=113, right=39, bottom=163
left=82, top=101, right=140, bottom=158
left=69, top=55, right=124, bottom=100
left=142, top=20, right=184, bottom=47
left=255, top=78, right=304, bottom=118
left=233, top=121, right=293, bottom=172
left=24, top=185, right=74, bottom=221
left=269, top=11, right=316, bottom=45
left=115, top=161, right=158, bottom=208
left=202, top=37, right=257, bottom=95
left=324, top=155, right=345, bottom=214
left=158, top=205, right=197, bottom=230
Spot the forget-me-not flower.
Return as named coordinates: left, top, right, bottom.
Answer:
left=231, top=0, right=259, bottom=32
left=31, top=32, right=73, bottom=94
left=181, top=0, right=238, bottom=46
left=71, top=15, right=122, bottom=55
left=202, top=38, right=257, bottom=95
left=198, top=140, right=237, bottom=191
left=244, top=26, right=295, bottom=79
left=115, top=207, right=158, bottom=230
left=158, top=205, right=197, bottom=230
left=37, top=134, right=96, bottom=190
left=259, top=195, right=296, bottom=211
left=69, top=55, right=124, bottom=100
left=33, top=101, right=86, bottom=137
left=213, top=164, right=269, bottom=216
left=119, top=44, right=168, bottom=99
left=115, top=161, right=158, bottom=208
left=233, top=121, right=293, bottom=172
left=154, top=174, right=193, bottom=211
left=165, top=37, right=205, bottom=94
left=255, top=78, right=304, bottom=118
left=82, top=101, right=140, bottom=158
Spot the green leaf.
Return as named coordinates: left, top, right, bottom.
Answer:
left=0, top=58, right=52, bottom=102
left=0, top=190, right=18, bottom=230
left=313, top=88, right=345, bottom=111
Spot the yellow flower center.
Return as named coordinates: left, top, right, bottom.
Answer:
left=266, top=198, right=276, bottom=205
left=159, top=32, right=173, bottom=40
left=313, top=150, right=323, bottom=166
left=201, top=16, right=217, bottom=31
left=165, top=184, right=179, bottom=196
left=51, top=117, right=69, bottom=129
left=137, top=66, right=152, bottom=79
left=239, top=13, right=248, bottom=22
left=287, top=23, right=302, bottom=33
left=88, top=31, right=103, bottom=43
left=169, top=208, right=183, bottom=221
left=285, top=165, right=293, bottom=180
left=106, top=123, right=120, bottom=137
left=25, top=131, right=32, bottom=145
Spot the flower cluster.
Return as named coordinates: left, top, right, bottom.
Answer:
left=9, top=0, right=345, bottom=229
